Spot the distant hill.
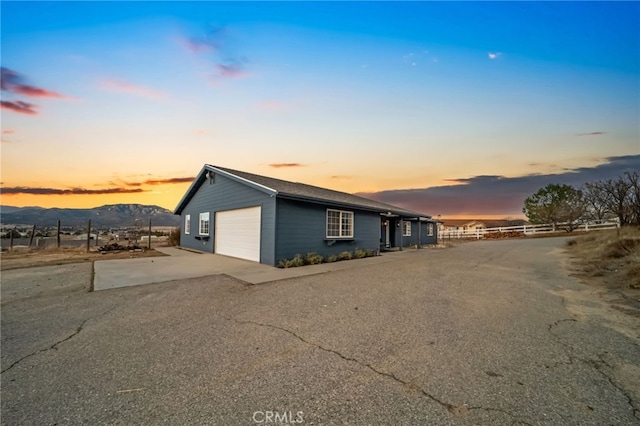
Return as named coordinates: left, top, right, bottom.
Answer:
left=0, top=204, right=180, bottom=227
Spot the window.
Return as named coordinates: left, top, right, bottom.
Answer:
left=326, top=209, right=353, bottom=238
left=403, top=221, right=411, bottom=236
left=427, top=223, right=434, bottom=236
left=199, top=212, right=210, bottom=235
left=184, top=214, right=191, bottom=234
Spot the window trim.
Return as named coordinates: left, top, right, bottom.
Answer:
left=403, top=221, right=411, bottom=237
left=326, top=209, right=354, bottom=239
left=199, top=212, right=210, bottom=235
left=427, top=223, right=434, bottom=237
left=184, top=214, right=191, bottom=235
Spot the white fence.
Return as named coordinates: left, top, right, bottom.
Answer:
left=438, top=220, right=620, bottom=240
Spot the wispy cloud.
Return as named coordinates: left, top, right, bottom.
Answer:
left=1, top=67, right=72, bottom=99
left=182, top=24, right=249, bottom=83
left=576, top=131, right=606, bottom=136
left=1, top=68, right=76, bottom=116
left=488, top=52, right=502, bottom=60
left=1, top=100, right=38, bottom=115
left=269, top=163, right=306, bottom=169
left=257, top=100, right=287, bottom=111
left=143, top=177, right=194, bottom=185
left=100, top=79, right=165, bottom=99
left=1, top=186, right=147, bottom=195
left=120, top=177, right=195, bottom=186
left=215, top=63, right=248, bottom=80
left=180, top=25, right=226, bottom=53
left=2, top=129, right=15, bottom=134
left=330, top=175, right=353, bottom=180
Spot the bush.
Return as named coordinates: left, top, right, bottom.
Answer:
left=305, top=252, right=324, bottom=265
left=338, top=251, right=352, bottom=260
left=277, top=254, right=306, bottom=268
left=325, top=254, right=338, bottom=263
left=353, top=248, right=367, bottom=259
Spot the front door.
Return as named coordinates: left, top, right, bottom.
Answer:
left=380, top=219, right=395, bottom=249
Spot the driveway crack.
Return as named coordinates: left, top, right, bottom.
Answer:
left=1, top=306, right=115, bottom=375
left=546, top=317, right=639, bottom=419
left=228, top=317, right=530, bottom=421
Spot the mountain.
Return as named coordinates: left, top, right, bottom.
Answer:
left=0, top=204, right=180, bottom=227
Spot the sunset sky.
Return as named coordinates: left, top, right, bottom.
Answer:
left=1, top=1, right=638, bottom=218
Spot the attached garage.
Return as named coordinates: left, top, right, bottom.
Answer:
left=215, top=206, right=262, bottom=262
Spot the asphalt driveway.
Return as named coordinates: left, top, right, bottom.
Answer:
left=2, top=238, right=639, bottom=425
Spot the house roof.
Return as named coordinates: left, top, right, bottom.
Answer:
left=174, top=164, right=431, bottom=219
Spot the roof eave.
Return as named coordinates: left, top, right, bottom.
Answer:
left=174, top=165, right=278, bottom=215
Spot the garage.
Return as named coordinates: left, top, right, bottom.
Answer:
left=215, top=206, right=261, bottom=262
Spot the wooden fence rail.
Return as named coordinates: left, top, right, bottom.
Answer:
left=438, top=220, right=620, bottom=240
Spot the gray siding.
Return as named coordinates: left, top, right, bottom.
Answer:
left=179, top=174, right=276, bottom=264
left=274, top=199, right=380, bottom=263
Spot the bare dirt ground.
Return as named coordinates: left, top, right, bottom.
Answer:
left=0, top=245, right=167, bottom=271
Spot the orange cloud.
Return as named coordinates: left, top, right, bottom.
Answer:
left=1, top=186, right=147, bottom=195
left=143, top=177, right=194, bottom=185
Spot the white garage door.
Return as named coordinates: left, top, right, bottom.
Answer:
left=215, top=206, right=261, bottom=262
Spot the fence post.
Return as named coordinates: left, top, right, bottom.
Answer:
left=86, top=219, right=92, bottom=253
left=57, top=220, right=61, bottom=248
left=28, top=224, right=36, bottom=248
left=10, top=227, right=14, bottom=251
left=148, top=218, right=152, bottom=250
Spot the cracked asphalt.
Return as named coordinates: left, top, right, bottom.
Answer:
left=2, top=237, right=639, bottom=425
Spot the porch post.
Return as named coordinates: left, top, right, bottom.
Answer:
left=399, top=218, right=403, bottom=251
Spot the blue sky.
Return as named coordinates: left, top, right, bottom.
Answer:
left=1, top=1, right=638, bottom=217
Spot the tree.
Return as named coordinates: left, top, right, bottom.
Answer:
left=523, top=184, right=586, bottom=230
left=583, top=181, right=612, bottom=222
left=600, top=174, right=634, bottom=226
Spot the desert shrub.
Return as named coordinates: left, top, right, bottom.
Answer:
left=305, top=252, right=324, bottom=265
left=338, top=251, right=352, bottom=261
left=167, top=227, right=180, bottom=246
left=325, top=254, right=338, bottom=263
left=353, top=248, right=367, bottom=259
left=605, top=237, right=640, bottom=258
left=364, top=248, right=375, bottom=257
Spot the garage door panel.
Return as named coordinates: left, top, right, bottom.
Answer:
left=215, top=206, right=261, bottom=262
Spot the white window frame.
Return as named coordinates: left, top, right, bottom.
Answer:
left=427, top=223, right=434, bottom=236
left=326, top=209, right=354, bottom=238
left=403, top=221, right=411, bottom=237
left=199, top=212, right=210, bottom=235
left=184, top=214, right=191, bottom=234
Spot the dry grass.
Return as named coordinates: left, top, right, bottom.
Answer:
left=0, top=244, right=167, bottom=271
left=566, top=227, right=640, bottom=289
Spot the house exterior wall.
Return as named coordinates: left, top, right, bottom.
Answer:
left=179, top=174, right=276, bottom=265
left=396, top=221, right=437, bottom=247
left=274, top=198, right=380, bottom=263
